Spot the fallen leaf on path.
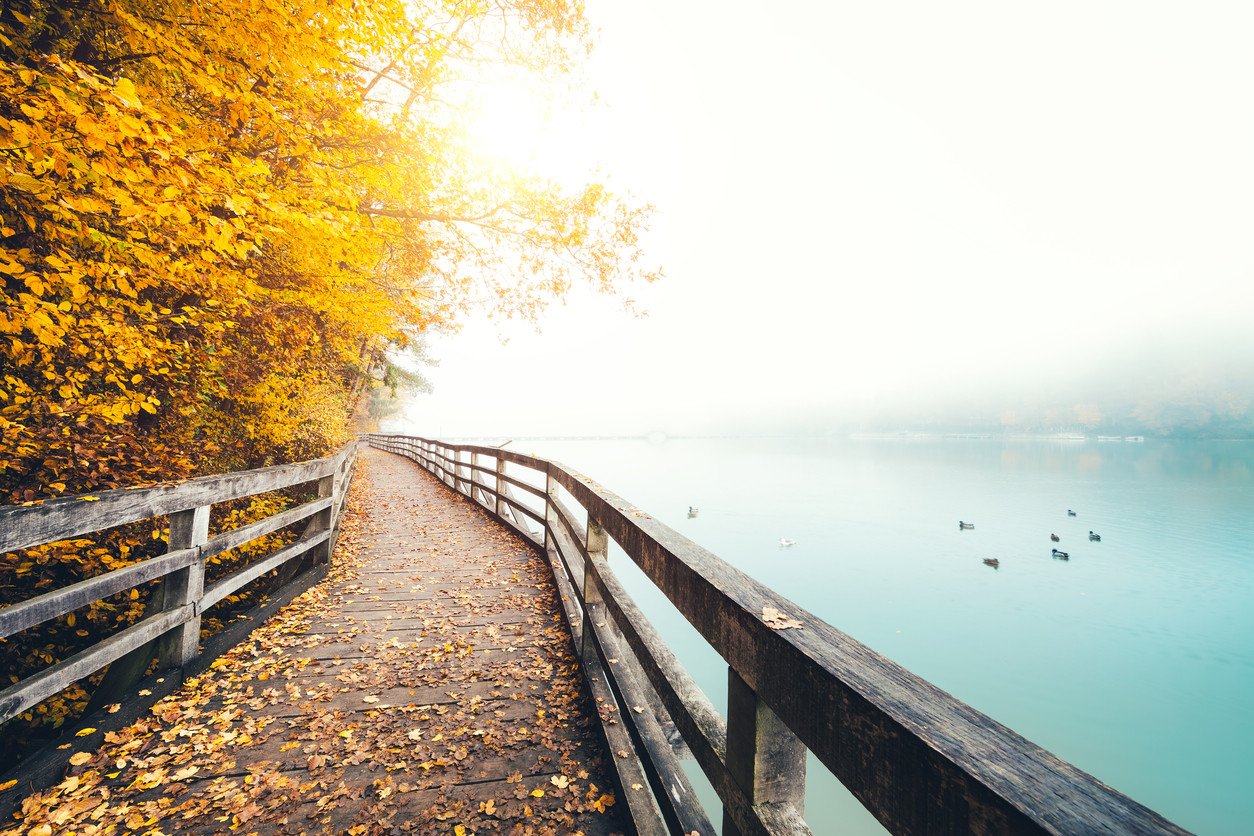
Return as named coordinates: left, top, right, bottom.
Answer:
left=762, top=605, right=804, bottom=630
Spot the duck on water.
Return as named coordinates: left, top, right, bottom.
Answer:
left=958, top=521, right=974, bottom=530
left=1052, top=548, right=1070, bottom=560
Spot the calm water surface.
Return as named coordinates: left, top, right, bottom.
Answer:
left=509, top=437, right=1254, bottom=835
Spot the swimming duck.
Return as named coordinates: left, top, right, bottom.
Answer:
left=687, top=506, right=699, bottom=518
left=958, top=521, right=974, bottom=530
left=1067, top=510, right=1077, bottom=517
left=1050, top=533, right=1060, bottom=542
left=983, top=558, right=1000, bottom=568
left=1088, top=531, right=1101, bottom=542
left=779, top=538, right=796, bottom=547
left=1052, top=548, right=1070, bottom=560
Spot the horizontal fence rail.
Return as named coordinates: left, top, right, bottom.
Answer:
left=365, top=433, right=1190, bottom=836
left=0, top=442, right=360, bottom=726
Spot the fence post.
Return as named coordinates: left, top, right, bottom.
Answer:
left=544, top=470, right=555, bottom=552
left=310, top=470, right=335, bottom=564
left=330, top=446, right=355, bottom=552
left=495, top=456, right=507, bottom=517
left=157, top=505, right=210, bottom=669
left=581, top=517, right=609, bottom=661
left=723, top=668, right=807, bottom=835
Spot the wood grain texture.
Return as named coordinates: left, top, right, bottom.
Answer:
left=201, top=496, right=331, bottom=560
left=157, top=505, right=209, bottom=669
left=0, top=443, right=359, bottom=738
left=0, top=606, right=191, bottom=724
left=0, top=454, right=345, bottom=553
left=200, top=529, right=329, bottom=611
left=0, top=547, right=198, bottom=639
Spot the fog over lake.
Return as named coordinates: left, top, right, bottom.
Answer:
left=385, top=1, right=1254, bottom=441
left=380, top=5, right=1254, bottom=832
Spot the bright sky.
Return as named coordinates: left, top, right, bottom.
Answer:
left=392, top=1, right=1254, bottom=437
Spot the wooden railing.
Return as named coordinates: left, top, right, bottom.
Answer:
left=0, top=442, right=360, bottom=727
left=366, top=434, right=1190, bottom=836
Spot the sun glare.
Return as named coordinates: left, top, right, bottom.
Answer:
left=460, top=77, right=599, bottom=186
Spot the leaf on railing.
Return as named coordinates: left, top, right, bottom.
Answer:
left=762, top=605, right=804, bottom=630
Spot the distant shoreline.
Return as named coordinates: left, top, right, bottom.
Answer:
left=391, top=432, right=1254, bottom=443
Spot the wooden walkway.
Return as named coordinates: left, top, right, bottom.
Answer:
left=8, top=448, right=629, bottom=835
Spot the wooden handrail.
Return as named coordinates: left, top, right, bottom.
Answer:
left=365, top=433, right=1190, bottom=836
left=0, top=442, right=361, bottom=727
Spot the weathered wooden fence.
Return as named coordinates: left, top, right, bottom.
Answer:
left=366, top=433, right=1189, bottom=836
left=0, top=442, right=359, bottom=727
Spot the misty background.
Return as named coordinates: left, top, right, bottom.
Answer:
left=381, top=0, right=1254, bottom=440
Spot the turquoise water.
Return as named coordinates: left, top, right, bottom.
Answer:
left=512, top=436, right=1254, bottom=835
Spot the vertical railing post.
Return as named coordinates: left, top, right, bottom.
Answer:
left=581, top=517, right=609, bottom=661
left=310, top=470, right=335, bottom=564
left=495, top=455, right=507, bottom=518
left=330, top=446, right=354, bottom=552
left=157, top=505, right=210, bottom=669
left=472, top=451, right=481, bottom=502
left=723, top=668, right=807, bottom=835
left=543, top=469, right=556, bottom=552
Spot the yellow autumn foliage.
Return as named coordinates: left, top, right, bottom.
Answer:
left=0, top=0, right=654, bottom=752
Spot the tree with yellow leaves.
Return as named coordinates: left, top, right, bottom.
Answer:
left=0, top=0, right=654, bottom=748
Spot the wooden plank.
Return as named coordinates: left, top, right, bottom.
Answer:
left=585, top=546, right=725, bottom=747
left=546, top=495, right=588, bottom=582
left=459, top=480, right=545, bottom=526
left=0, top=547, right=198, bottom=639
left=724, top=668, right=809, bottom=836
left=495, top=455, right=507, bottom=517
left=577, top=546, right=805, bottom=834
left=546, top=508, right=691, bottom=759
left=575, top=556, right=716, bottom=835
left=544, top=514, right=587, bottom=610
left=310, top=472, right=335, bottom=564
left=158, top=506, right=209, bottom=669
left=0, top=606, right=191, bottom=724
left=200, top=530, right=329, bottom=611
left=201, top=496, right=332, bottom=560
left=540, top=544, right=669, bottom=836
left=497, top=485, right=543, bottom=541
left=454, top=460, right=546, bottom=500
left=331, top=447, right=357, bottom=552
left=0, top=449, right=347, bottom=554
left=157, top=508, right=209, bottom=667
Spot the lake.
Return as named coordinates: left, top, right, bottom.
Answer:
left=503, top=435, right=1254, bottom=835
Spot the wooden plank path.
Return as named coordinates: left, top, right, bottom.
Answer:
left=7, top=448, right=630, bottom=835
